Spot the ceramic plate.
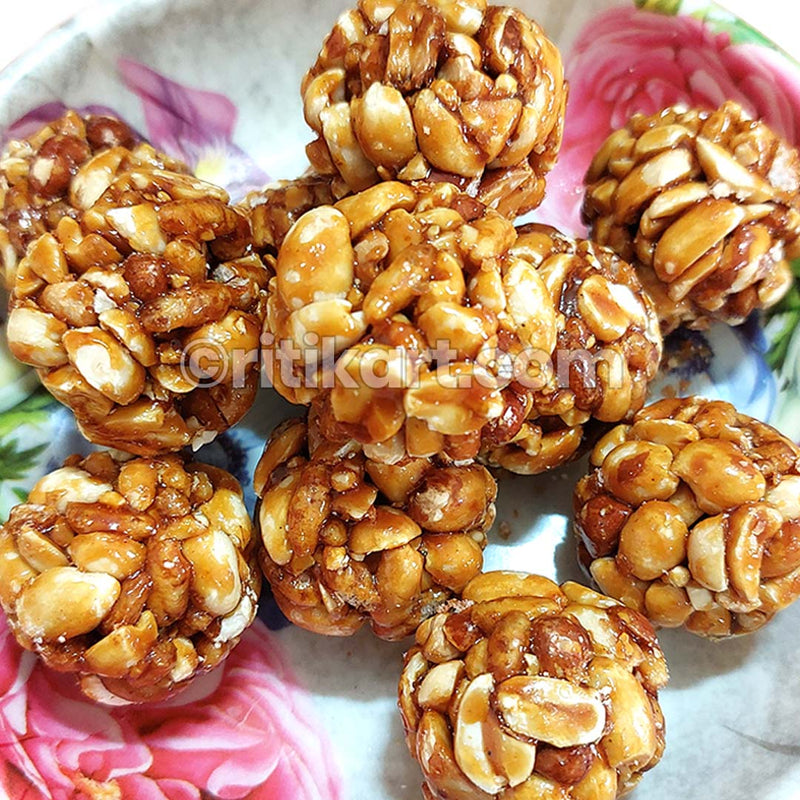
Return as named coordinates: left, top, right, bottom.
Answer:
left=1, top=0, right=800, bottom=798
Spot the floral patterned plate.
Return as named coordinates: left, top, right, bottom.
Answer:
left=1, top=1, right=800, bottom=798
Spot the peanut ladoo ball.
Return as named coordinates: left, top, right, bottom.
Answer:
left=5, top=159, right=268, bottom=455
left=574, top=397, right=800, bottom=638
left=254, top=414, right=497, bottom=639
left=264, top=179, right=661, bottom=473
left=583, top=101, right=800, bottom=333
left=0, top=110, right=189, bottom=287
left=399, top=571, right=668, bottom=800
left=302, top=0, right=566, bottom=217
left=0, top=451, right=260, bottom=704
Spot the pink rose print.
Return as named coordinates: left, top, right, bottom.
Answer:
left=534, top=6, right=800, bottom=234
left=0, top=613, right=342, bottom=800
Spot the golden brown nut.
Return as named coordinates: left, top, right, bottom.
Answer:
left=253, top=414, right=496, bottom=640
left=0, top=110, right=189, bottom=288
left=5, top=163, right=268, bottom=455
left=399, top=571, right=668, bottom=800
left=301, top=0, right=566, bottom=216
left=574, top=397, right=800, bottom=638
left=481, top=224, right=663, bottom=475
left=583, top=101, right=800, bottom=333
left=244, top=172, right=344, bottom=257
left=0, top=450, right=260, bottom=704
left=264, top=182, right=662, bottom=471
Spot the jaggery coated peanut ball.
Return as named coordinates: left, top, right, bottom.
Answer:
left=5, top=165, right=268, bottom=455
left=398, top=571, right=668, bottom=800
left=480, top=224, right=663, bottom=476
left=0, top=110, right=190, bottom=287
left=0, top=450, right=260, bottom=704
left=302, top=0, right=566, bottom=216
left=266, top=182, right=662, bottom=471
left=583, top=101, right=800, bottom=333
left=264, top=180, right=549, bottom=461
left=573, top=396, right=800, bottom=638
left=253, top=414, right=496, bottom=639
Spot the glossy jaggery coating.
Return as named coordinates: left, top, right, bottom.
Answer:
left=583, top=101, right=800, bottom=332
left=0, top=451, right=260, bottom=704
left=264, top=179, right=662, bottom=473
left=0, top=110, right=190, bottom=288
left=574, top=397, right=800, bottom=638
left=254, top=413, right=496, bottom=639
left=399, top=571, right=668, bottom=800
left=480, top=224, right=663, bottom=476
left=302, top=0, right=566, bottom=217
left=6, top=162, right=267, bottom=455
left=243, top=172, right=343, bottom=257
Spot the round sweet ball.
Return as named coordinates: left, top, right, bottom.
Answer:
left=583, top=101, right=800, bottom=333
left=574, top=396, right=800, bottom=638
left=263, top=179, right=546, bottom=455
left=0, top=450, right=260, bottom=704
left=265, top=180, right=662, bottom=473
left=254, top=414, right=497, bottom=640
left=302, top=0, right=566, bottom=217
left=398, top=571, right=668, bottom=800
left=5, top=165, right=267, bottom=455
left=0, top=109, right=189, bottom=288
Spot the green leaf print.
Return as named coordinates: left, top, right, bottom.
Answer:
left=0, top=390, right=57, bottom=519
left=0, top=389, right=54, bottom=438
left=635, top=0, right=791, bottom=53
left=635, top=0, right=682, bottom=14
left=0, top=439, right=47, bottom=482
left=689, top=7, right=776, bottom=48
left=766, top=260, right=800, bottom=370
